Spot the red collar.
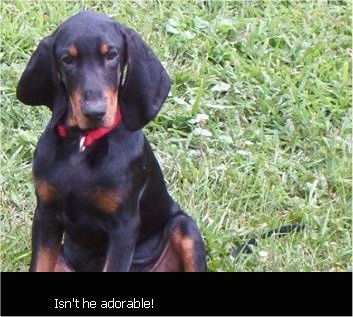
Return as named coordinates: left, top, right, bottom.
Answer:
left=56, top=109, right=122, bottom=152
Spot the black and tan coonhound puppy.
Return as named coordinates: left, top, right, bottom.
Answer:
left=17, top=11, right=207, bottom=272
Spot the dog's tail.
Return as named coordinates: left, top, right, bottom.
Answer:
left=232, top=223, right=304, bottom=258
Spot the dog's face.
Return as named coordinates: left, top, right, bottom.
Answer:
left=53, top=19, right=125, bottom=130
left=17, top=11, right=171, bottom=131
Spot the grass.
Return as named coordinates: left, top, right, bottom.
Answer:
left=0, top=0, right=351, bottom=272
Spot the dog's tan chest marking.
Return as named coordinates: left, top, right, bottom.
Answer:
left=35, top=179, right=60, bottom=205
left=90, top=188, right=123, bottom=213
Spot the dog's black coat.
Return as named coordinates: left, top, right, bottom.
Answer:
left=17, top=11, right=206, bottom=272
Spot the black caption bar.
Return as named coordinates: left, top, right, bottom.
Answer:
left=1, top=272, right=352, bottom=316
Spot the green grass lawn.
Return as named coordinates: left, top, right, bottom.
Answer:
left=1, top=0, right=351, bottom=272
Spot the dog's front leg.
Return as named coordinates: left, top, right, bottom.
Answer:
left=30, top=205, right=63, bottom=272
left=103, top=212, right=140, bottom=272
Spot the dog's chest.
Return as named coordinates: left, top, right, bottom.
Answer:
left=32, top=129, right=148, bottom=217
left=34, top=143, right=132, bottom=215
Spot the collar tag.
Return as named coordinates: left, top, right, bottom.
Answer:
left=79, top=136, right=86, bottom=152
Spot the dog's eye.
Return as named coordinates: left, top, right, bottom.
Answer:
left=106, top=51, right=118, bottom=61
left=62, top=56, right=74, bottom=65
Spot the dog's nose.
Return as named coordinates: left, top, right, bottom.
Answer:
left=82, top=102, right=106, bottom=121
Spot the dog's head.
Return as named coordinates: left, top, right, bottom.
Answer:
left=17, top=11, right=171, bottom=131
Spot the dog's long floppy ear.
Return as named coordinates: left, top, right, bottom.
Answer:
left=118, top=26, right=171, bottom=131
left=16, top=36, right=56, bottom=109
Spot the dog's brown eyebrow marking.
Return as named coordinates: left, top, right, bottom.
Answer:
left=68, top=45, right=78, bottom=57
left=100, top=43, right=109, bottom=55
